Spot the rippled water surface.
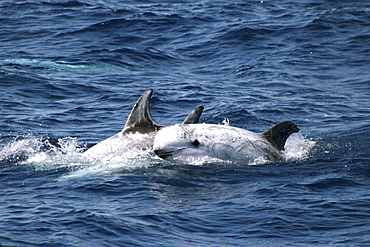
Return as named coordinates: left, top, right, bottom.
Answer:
left=1, top=0, right=370, bottom=246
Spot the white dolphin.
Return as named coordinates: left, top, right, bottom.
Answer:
left=84, top=89, right=203, bottom=158
left=153, top=121, right=299, bottom=165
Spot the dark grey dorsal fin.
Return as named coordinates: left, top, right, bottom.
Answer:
left=182, top=106, right=204, bottom=124
left=262, top=121, right=299, bottom=151
left=122, top=89, right=164, bottom=134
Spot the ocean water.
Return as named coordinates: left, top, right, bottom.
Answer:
left=1, top=0, right=370, bottom=246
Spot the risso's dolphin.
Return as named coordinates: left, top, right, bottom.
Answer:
left=153, top=121, right=299, bottom=165
left=84, top=89, right=203, bottom=158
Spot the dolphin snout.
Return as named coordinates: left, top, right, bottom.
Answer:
left=153, top=149, right=172, bottom=159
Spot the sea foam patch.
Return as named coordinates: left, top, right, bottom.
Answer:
left=0, top=135, right=153, bottom=174
left=284, top=132, right=316, bottom=161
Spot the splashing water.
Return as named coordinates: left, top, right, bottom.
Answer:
left=0, top=134, right=160, bottom=178
left=0, top=135, right=88, bottom=170
left=284, top=133, right=316, bottom=162
left=222, top=118, right=230, bottom=126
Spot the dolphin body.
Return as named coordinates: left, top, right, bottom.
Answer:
left=84, top=89, right=203, bottom=158
left=153, top=121, right=299, bottom=165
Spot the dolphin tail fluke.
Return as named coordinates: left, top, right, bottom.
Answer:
left=122, top=89, right=164, bottom=134
left=262, top=121, right=299, bottom=151
left=182, top=106, right=204, bottom=124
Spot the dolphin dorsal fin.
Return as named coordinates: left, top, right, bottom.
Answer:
left=262, top=121, right=299, bottom=151
left=182, top=106, right=204, bottom=124
left=122, top=89, right=164, bottom=134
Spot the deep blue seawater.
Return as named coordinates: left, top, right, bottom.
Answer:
left=1, top=0, right=370, bottom=246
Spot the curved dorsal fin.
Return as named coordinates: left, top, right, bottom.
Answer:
left=122, top=89, right=164, bottom=134
left=262, top=121, right=299, bottom=151
left=182, top=106, right=204, bottom=124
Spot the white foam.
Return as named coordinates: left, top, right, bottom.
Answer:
left=222, top=118, right=230, bottom=126
left=0, top=135, right=156, bottom=178
left=284, top=132, right=316, bottom=161
left=0, top=135, right=42, bottom=161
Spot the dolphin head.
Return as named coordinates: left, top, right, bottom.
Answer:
left=153, top=123, right=289, bottom=165
left=153, top=125, right=211, bottom=163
